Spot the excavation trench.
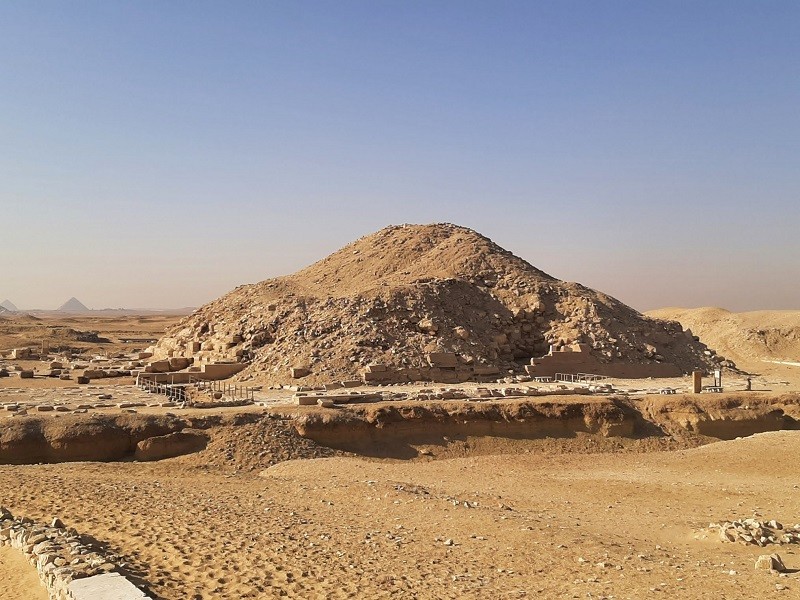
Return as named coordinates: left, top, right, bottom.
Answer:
left=1, top=393, right=798, bottom=464
left=291, top=393, right=800, bottom=458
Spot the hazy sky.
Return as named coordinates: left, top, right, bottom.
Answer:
left=1, top=1, right=798, bottom=311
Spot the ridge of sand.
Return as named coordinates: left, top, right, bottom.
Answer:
left=647, top=307, right=800, bottom=380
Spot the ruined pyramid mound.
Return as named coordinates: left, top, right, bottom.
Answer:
left=57, top=297, right=90, bottom=312
left=154, top=223, right=717, bottom=384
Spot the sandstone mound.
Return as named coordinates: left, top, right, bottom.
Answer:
left=647, top=307, right=800, bottom=375
left=155, top=224, right=716, bottom=384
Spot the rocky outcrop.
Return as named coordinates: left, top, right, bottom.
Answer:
left=711, top=519, right=800, bottom=547
left=134, top=430, right=208, bottom=461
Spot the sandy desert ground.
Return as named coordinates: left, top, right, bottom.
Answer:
left=1, top=429, right=798, bottom=599
left=1, top=312, right=799, bottom=599
left=0, top=312, right=184, bottom=357
left=0, top=544, right=48, bottom=600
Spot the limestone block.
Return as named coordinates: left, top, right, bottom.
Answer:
left=417, top=318, right=438, bottom=334
left=454, top=326, right=470, bottom=339
left=294, top=394, right=318, bottom=406
left=426, top=352, right=459, bottom=368
left=168, top=357, right=192, bottom=371
left=755, top=554, right=786, bottom=572
left=148, top=360, right=172, bottom=374
left=68, top=572, right=151, bottom=599
left=473, top=365, right=501, bottom=376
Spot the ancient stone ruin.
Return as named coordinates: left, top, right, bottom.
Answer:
left=152, top=223, right=721, bottom=385
left=0, top=506, right=152, bottom=599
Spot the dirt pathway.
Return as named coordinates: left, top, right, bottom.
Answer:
left=0, top=545, right=48, bottom=600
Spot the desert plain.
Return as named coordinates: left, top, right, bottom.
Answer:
left=1, top=310, right=799, bottom=600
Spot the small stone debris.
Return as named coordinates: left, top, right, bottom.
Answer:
left=709, top=519, right=800, bottom=546
left=755, top=554, right=786, bottom=573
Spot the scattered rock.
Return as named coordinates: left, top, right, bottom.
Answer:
left=755, top=554, right=786, bottom=572
left=710, top=519, right=800, bottom=547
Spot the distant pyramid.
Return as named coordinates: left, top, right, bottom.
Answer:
left=57, top=297, right=90, bottom=312
left=0, top=299, right=18, bottom=312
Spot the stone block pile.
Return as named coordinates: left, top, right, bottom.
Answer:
left=361, top=353, right=503, bottom=385
left=710, top=518, right=800, bottom=546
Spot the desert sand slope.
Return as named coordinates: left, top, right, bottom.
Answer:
left=647, top=307, right=800, bottom=377
left=1, top=430, right=798, bottom=599
left=156, top=224, right=716, bottom=384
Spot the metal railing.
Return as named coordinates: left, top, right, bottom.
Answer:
left=136, top=373, right=255, bottom=404
left=193, top=378, right=255, bottom=401
left=554, top=372, right=610, bottom=384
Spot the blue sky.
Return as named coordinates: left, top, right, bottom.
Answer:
left=1, top=1, right=798, bottom=310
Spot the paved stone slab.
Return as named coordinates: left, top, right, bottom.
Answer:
left=68, top=573, right=151, bottom=599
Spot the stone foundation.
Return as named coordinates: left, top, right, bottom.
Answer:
left=525, top=344, right=683, bottom=379
left=362, top=353, right=502, bottom=385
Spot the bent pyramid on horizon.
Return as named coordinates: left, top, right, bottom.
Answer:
left=152, top=223, right=718, bottom=384
left=0, top=299, right=18, bottom=312
left=57, top=297, right=90, bottom=312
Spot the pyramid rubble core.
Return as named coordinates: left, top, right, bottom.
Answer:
left=152, top=223, right=723, bottom=386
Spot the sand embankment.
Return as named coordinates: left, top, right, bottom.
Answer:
left=0, top=413, right=217, bottom=464
left=2, top=393, right=798, bottom=465
left=291, top=393, right=800, bottom=457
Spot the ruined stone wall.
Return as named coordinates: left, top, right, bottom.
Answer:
left=0, top=507, right=151, bottom=599
left=525, top=345, right=682, bottom=378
